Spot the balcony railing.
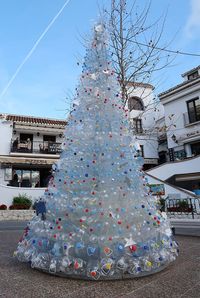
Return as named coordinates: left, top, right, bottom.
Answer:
left=163, top=198, right=200, bottom=219
left=130, top=124, right=143, bottom=134
left=183, top=111, right=200, bottom=126
left=11, top=140, right=62, bottom=155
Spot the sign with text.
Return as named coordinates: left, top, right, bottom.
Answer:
left=48, top=143, right=62, bottom=154
left=148, top=184, right=165, bottom=196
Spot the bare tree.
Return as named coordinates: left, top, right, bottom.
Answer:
left=105, top=0, right=179, bottom=165
left=107, top=0, right=174, bottom=107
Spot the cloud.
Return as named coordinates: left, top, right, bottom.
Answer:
left=185, top=0, right=200, bottom=39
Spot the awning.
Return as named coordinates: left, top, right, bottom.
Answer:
left=14, top=124, right=64, bottom=133
left=0, top=155, right=57, bottom=166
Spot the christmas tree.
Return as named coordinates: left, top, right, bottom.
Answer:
left=15, top=22, right=178, bottom=280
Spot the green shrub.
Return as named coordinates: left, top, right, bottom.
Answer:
left=12, top=194, right=32, bottom=209
left=178, top=200, right=189, bottom=208
left=157, top=197, right=165, bottom=212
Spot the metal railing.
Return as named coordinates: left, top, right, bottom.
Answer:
left=164, top=197, right=200, bottom=219
left=11, top=140, right=62, bottom=155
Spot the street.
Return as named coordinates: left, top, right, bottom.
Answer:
left=0, top=221, right=27, bottom=231
left=0, top=221, right=200, bottom=298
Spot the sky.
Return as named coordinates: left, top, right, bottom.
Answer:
left=0, top=0, right=200, bottom=119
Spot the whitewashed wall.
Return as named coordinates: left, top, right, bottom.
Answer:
left=147, top=155, right=200, bottom=181
left=162, top=83, right=200, bottom=153
left=136, top=136, right=158, bottom=159
left=0, top=175, right=193, bottom=207
left=0, top=120, right=13, bottom=155
left=0, top=168, right=5, bottom=185
left=127, top=85, right=164, bottom=160
left=0, top=184, right=45, bottom=207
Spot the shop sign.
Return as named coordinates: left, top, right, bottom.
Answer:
left=24, top=159, right=48, bottom=164
left=148, top=184, right=165, bottom=196
left=186, top=130, right=200, bottom=138
left=48, top=143, right=62, bottom=153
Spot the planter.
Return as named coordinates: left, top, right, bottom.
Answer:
left=167, top=207, right=193, bottom=213
left=0, top=204, right=7, bottom=210
left=9, top=204, right=30, bottom=210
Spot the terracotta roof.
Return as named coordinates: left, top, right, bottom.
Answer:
left=159, top=76, right=200, bottom=98
left=0, top=113, right=67, bottom=126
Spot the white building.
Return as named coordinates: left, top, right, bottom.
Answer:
left=156, top=116, right=168, bottom=164
left=2, top=79, right=193, bottom=206
left=0, top=114, right=66, bottom=205
left=126, top=82, right=164, bottom=170
left=147, top=66, right=200, bottom=193
left=159, top=65, right=200, bottom=159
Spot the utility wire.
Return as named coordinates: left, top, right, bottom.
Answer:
left=0, top=0, right=71, bottom=99
left=133, top=40, right=200, bottom=57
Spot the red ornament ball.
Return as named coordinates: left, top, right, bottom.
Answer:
left=90, top=271, right=97, bottom=277
left=129, top=245, right=137, bottom=252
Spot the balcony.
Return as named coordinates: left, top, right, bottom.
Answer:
left=183, top=111, right=200, bottom=126
left=11, top=140, right=62, bottom=155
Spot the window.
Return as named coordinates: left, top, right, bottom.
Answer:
left=158, top=151, right=167, bottom=164
left=188, top=71, right=198, bottom=80
left=128, top=97, right=144, bottom=111
left=191, top=142, right=200, bottom=156
left=19, top=133, right=33, bottom=152
left=43, top=135, right=56, bottom=142
left=4, top=168, right=12, bottom=181
left=140, top=145, right=144, bottom=157
left=43, top=135, right=56, bottom=153
left=12, top=169, right=40, bottom=187
left=131, top=118, right=143, bottom=133
left=187, top=98, right=200, bottom=123
left=20, top=133, right=33, bottom=142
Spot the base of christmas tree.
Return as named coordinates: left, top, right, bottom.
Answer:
left=15, top=220, right=179, bottom=281
left=34, top=262, right=171, bottom=280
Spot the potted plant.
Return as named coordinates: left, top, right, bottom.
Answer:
left=11, top=194, right=32, bottom=210
left=0, top=204, right=7, bottom=210
left=167, top=200, right=193, bottom=213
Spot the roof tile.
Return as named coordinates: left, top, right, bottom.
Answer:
left=0, top=113, right=67, bottom=126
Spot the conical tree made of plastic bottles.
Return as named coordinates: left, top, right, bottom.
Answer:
left=16, top=23, right=178, bottom=280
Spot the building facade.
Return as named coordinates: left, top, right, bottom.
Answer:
left=0, top=82, right=161, bottom=192
left=0, top=114, right=66, bottom=189
left=148, top=65, right=200, bottom=192
left=159, top=65, right=200, bottom=161
left=1, top=80, right=196, bottom=205
left=127, top=82, right=164, bottom=169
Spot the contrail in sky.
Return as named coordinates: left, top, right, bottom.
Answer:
left=0, top=0, right=71, bottom=99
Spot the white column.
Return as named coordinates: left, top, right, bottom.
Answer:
left=185, top=144, right=192, bottom=157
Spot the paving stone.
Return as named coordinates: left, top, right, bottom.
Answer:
left=0, top=226, right=200, bottom=298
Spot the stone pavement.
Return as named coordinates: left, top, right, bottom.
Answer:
left=0, top=224, right=200, bottom=298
